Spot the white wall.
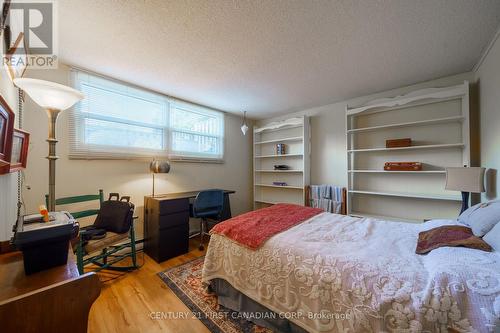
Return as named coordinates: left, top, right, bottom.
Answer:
left=257, top=72, right=475, bottom=188
left=0, top=45, right=20, bottom=241
left=475, top=31, right=500, bottom=200
left=21, top=64, right=254, bottom=237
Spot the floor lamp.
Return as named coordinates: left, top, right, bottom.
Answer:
left=14, top=78, right=84, bottom=212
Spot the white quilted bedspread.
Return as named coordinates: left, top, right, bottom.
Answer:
left=202, top=213, right=500, bottom=333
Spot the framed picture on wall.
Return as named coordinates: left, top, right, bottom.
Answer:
left=0, top=95, right=15, bottom=174
left=9, top=128, right=29, bottom=172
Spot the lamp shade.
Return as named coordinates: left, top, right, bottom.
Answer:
left=150, top=160, right=170, bottom=174
left=445, top=167, right=485, bottom=193
left=13, top=78, right=84, bottom=111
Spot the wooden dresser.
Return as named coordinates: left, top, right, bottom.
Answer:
left=0, top=250, right=101, bottom=333
left=144, top=195, right=190, bottom=263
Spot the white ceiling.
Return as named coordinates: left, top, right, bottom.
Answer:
left=58, top=0, right=500, bottom=119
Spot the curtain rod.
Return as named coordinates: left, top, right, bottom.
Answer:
left=69, top=65, right=227, bottom=114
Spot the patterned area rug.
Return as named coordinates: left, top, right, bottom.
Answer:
left=158, top=257, right=272, bottom=333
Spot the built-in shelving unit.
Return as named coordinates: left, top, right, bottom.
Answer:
left=346, top=82, right=470, bottom=222
left=253, top=116, right=310, bottom=209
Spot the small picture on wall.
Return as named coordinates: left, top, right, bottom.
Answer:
left=0, top=95, right=14, bottom=174
left=9, top=129, right=29, bottom=172
left=0, top=117, right=5, bottom=149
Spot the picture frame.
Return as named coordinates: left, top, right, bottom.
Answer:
left=9, top=128, right=29, bottom=172
left=4, top=32, right=28, bottom=82
left=0, top=95, right=15, bottom=174
left=0, top=0, right=11, bottom=43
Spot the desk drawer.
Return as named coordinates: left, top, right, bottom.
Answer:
left=158, top=198, right=189, bottom=215
left=159, top=211, right=189, bottom=229
left=158, top=224, right=189, bottom=261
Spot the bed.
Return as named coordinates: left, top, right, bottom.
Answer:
left=202, top=211, right=500, bottom=333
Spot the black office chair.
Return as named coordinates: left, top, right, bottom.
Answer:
left=190, top=189, right=224, bottom=251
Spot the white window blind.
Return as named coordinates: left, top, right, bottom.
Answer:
left=169, top=101, right=224, bottom=161
left=69, top=70, right=224, bottom=161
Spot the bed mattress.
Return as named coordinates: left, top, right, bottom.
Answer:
left=202, top=213, right=500, bottom=333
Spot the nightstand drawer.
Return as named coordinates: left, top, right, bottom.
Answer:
left=159, top=211, right=189, bottom=229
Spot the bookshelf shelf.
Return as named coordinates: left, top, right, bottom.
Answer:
left=346, top=116, right=464, bottom=134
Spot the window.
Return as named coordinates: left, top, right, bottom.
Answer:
left=169, top=101, right=224, bottom=160
left=70, top=70, right=224, bottom=161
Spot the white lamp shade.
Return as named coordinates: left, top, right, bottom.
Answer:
left=13, top=78, right=84, bottom=111
left=445, top=167, right=485, bottom=193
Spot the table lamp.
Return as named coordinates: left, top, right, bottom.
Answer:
left=150, top=160, right=170, bottom=197
left=445, top=167, right=485, bottom=215
left=13, top=78, right=84, bottom=211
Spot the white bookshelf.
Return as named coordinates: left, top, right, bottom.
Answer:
left=253, top=116, right=310, bottom=209
left=346, top=82, right=470, bottom=222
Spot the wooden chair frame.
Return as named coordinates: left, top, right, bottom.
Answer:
left=45, top=190, right=104, bottom=219
left=76, top=222, right=138, bottom=275
left=46, top=190, right=139, bottom=275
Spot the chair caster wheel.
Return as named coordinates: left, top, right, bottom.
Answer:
left=199, top=245, right=204, bottom=251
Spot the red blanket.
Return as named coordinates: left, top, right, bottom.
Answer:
left=210, top=203, right=323, bottom=250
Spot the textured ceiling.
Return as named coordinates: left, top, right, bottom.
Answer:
left=58, top=0, right=500, bottom=119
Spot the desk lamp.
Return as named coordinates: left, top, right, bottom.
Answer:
left=150, top=160, right=170, bottom=197
left=14, top=78, right=84, bottom=211
left=445, top=167, right=485, bottom=215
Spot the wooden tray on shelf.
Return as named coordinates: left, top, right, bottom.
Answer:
left=384, top=162, right=422, bottom=171
left=386, top=138, right=411, bottom=148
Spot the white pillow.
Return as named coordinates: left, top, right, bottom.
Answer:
left=458, top=200, right=500, bottom=237
left=483, top=222, right=500, bottom=251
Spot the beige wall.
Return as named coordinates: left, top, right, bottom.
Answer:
left=21, top=64, right=254, bottom=237
left=475, top=32, right=500, bottom=201
left=257, top=72, right=475, bottom=188
left=0, top=45, right=20, bottom=241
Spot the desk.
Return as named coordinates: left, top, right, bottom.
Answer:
left=144, top=189, right=235, bottom=262
left=0, top=250, right=101, bottom=333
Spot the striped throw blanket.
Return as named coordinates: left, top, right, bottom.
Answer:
left=310, top=185, right=343, bottom=213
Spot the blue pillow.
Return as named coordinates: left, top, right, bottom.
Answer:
left=458, top=200, right=500, bottom=237
left=483, top=222, right=500, bottom=251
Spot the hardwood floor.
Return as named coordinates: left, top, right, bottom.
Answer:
left=88, top=240, right=211, bottom=333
